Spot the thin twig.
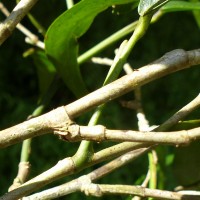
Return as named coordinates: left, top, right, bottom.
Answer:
left=0, top=0, right=38, bottom=45
left=0, top=2, right=44, bottom=48
left=56, top=124, right=200, bottom=145
left=80, top=183, right=199, bottom=200
left=155, top=93, right=200, bottom=131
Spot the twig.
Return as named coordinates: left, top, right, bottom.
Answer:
left=155, top=93, right=200, bottom=131
left=55, top=124, right=200, bottom=145
left=123, top=63, right=150, bottom=131
left=80, top=183, right=199, bottom=200
left=0, top=0, right=38, bottom=45
left=0, top=2, right=44, bottom=48
left=91, top=57, right=113, bottom=66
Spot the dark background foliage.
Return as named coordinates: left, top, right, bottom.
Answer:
left=0, top=0, right=200, bottom=199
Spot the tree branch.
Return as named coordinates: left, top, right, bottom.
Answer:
left=0, top=0, right=38, bottom=45
left=56, top=124, right=200, bottom=145
left=155, top=93, right=200, bottom=131
left=80, top=183, right=199, bottom=200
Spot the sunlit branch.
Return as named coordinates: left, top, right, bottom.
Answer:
left=80, top=183, right=199, bottom=200
left=0, top=0, right=38, bottom=45
left=155, top=93, right=200, bottom=131
left=0, top=2, right=44, bottom=48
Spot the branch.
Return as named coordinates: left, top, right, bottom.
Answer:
left=57, top=124, right=200, bottom=145
left=80, top=184, right=199, bottom=200
left=0, top=2, right=44, bottom=48
left=0, top=0, right=38, bottom=45
left=0, top=49, right=200, bottom=148
left=155, top=93, right=200, bottom=131
left=66, top=48, right=200, bottom=117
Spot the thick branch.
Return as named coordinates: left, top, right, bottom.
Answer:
left=0, top=49, right=200, bottom=148
left=66, top=49, right=200, bottom=118
left=0, top=0, right=38, bottom=45
left=0, top=107, right=72, bottom=148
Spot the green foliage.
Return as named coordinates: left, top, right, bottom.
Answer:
left=45, top=0, right=136, bottom=97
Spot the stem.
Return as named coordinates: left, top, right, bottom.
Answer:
left=74, top=14, right=152, bottom=169
left=66, top=0, right=74, bottom=9
left=78, top=11, right=162, bottom=65
left=20, top=78, right=60, bottom=166
left=27, top=13, right=46, bottom=35
left=78, top=22, right=137, bottom=64
left=73, top=41, right=128, bottom=169
left=148, top=151, right=157, bottom=200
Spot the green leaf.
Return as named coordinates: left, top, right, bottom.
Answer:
left=138, top=0, right=169, bottom=16
left=162, top=1, right=200, bottom=12
left=32, top=50, right=56, bottom=100
left=45, top=0, right=135, bottom=98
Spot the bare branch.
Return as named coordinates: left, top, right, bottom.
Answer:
left=0, top=0, right=38, bottom=45
left=0, top=107, right=73, bottom=148
left=155, top=93, right=200, bottom=131
left=0, top=2, right=44, bottom=48
left=56, top=124, right=200, bottom=145
left=80, top=183, right=199, bottom=200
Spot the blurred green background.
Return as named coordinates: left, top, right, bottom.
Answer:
left=0, top=0, right=200, bottom=199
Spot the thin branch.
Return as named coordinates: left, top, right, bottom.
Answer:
left=155, top=93, right=200, bottom=131
left=0, top=2, right=44, bottom=48
left=1, top=49, right=200, bottom=148
left=123, top=63, right=150, bottom=131
left=0, top=0, right=38, bottom=45
left=23, top=148, right=149, bottom=199
left=80, top=183, right=199, bottom=200
left=56, top=124, right=200, bottom=145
